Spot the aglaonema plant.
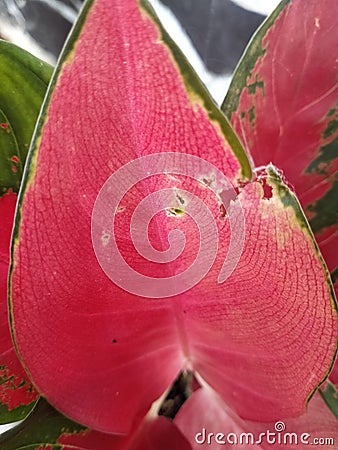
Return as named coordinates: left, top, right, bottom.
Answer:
left=0, top=0, right=337, bottom=448
left=223, top=0, right=338, bottom=298
left=222, top=0, right=338, bottom=390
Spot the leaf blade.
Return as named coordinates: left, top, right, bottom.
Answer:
left=0, top=41, right=53, bottom=194
left=10, top=0, right=337, bottom=434
left=222, top=0, right=338, bottom=292
left=0, top=399, right=192, bottom=450
left=0, top=42, right=52, bottom=423
left=175, top=386, right=338, bottom=449
left=10, top=0, right=251, bottom=433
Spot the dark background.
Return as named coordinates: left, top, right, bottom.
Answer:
left=0, top=0, right=265, bottom=75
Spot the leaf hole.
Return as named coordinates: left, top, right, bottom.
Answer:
left=166, top=207, right=185, bottom=217
left=256, top=177, right=273, bottom=199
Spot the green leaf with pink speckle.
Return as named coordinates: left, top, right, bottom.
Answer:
left=0, top=40, right=52, bottom=196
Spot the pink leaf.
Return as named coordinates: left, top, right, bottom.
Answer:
left=223, top=0, right=338, bottom=293
left=10, top=0, right=337, bottom=434
left=175, top=386, right=338, bottom=449
left=59, top=416, right=192, bottom=450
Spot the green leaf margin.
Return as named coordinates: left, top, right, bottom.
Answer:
left=139, top=0, right=252, bottom=181
left=221, top=0, right=290, bottom=116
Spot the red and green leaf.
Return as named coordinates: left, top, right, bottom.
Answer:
left=0, top=399, right=86, bottom=450
left=9, top=0, right=337, bottom=436
left=222, top=0, right=338, bottom=293
left=0, top=399, right=192, bottom=450
left=0, top=41, right=52, bottom=195
left=59, top=416, right=192, bottom=450
left=319, top=380, right=338, bottom=419
left=0, top=41, right=52, bottom=423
